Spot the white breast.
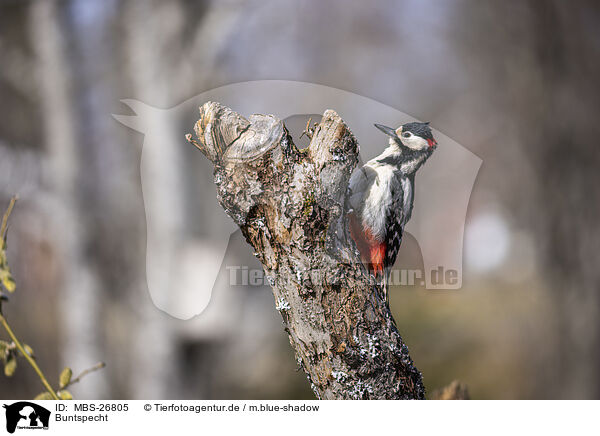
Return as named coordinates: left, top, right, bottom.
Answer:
left=361, top=164, right=396, bottom=240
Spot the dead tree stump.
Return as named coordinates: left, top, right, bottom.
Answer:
left=188, top=102, right=425, bottom=399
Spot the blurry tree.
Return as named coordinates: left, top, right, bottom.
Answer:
left=521, top=0, right=600, bottom=398
left=29, top=0, right=106, bottom=398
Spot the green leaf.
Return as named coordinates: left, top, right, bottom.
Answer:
left=57, top=390, right=73, bottom=400
left=34, top=392, right=54, bottom=400
left=0, top=340, right=8, bottom=359
left=0, top=197, right=17, bottom=294
left=23, top=344, right=35, bottom=359
left=59, top=367, right=72, bottom=389
left=4, top=353, right=16, bottom=377
left=0, top=268, right=15, bottom=293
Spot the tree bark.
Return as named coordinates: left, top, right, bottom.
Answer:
left=188, top=102, right=425, bottom=399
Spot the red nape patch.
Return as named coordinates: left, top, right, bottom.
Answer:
left=427, top=138, right=437, bottom=148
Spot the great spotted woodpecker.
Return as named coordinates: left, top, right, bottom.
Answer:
left=348, top=122, right=437, bottom=302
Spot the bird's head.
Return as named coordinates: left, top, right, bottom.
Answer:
left=375, top=122, right=437, bottom=152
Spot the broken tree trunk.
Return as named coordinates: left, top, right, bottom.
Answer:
left=187, top=102, right=425, bottom=399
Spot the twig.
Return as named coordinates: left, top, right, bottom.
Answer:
left=65, top=362, right=106, bottom=388
left=299, top=117, right=314, bottom=140
left=0, top=314, right=59, bottom=400
left=0, top=195, right=17, bottom=240
left=185, top=133, right=204, bottom=151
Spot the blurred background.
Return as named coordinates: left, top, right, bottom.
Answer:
left=1, top=0, right=599, bottom=399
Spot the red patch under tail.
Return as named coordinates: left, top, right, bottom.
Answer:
left=349, top=212, right=386, bottom=277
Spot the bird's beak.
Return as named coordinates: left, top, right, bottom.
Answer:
left=374, top=123, right=399, bottom=139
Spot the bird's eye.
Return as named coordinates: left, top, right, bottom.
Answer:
left=402, top=132, right=411, bottom=138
